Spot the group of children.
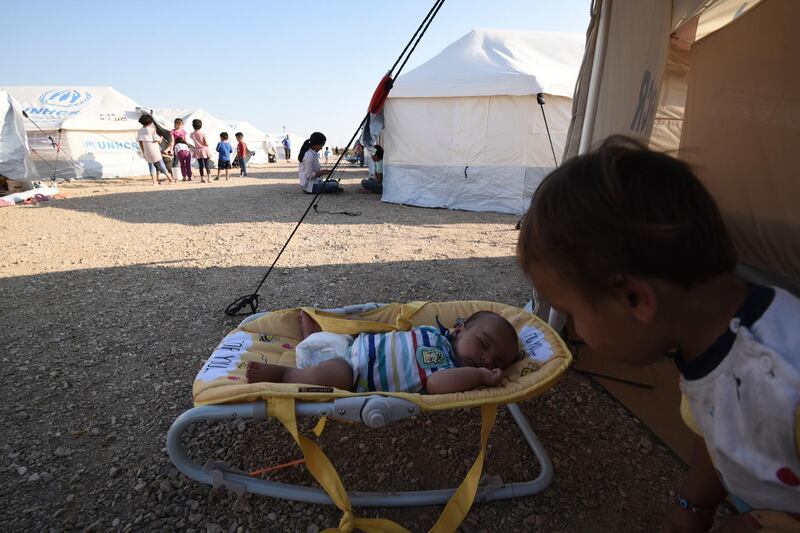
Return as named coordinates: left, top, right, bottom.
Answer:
left=265, top=134, right=799, bottom=531
left=136, top=116, right=252, bottom=185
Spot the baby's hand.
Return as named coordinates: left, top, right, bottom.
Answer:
left=481, top=367, right=504, bottom=387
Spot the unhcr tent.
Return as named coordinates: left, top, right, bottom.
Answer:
left=2, top=86, right=148, bottom=179
left=551, top=0, right=800, bottom=461
left=0, top=91, right=35, bottom=188
left=225, top=120, right=270, bottom=165
left=382, top=29, right=584, bottom=215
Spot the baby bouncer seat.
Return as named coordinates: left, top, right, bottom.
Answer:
left=167, top=300, right=571, bottom=532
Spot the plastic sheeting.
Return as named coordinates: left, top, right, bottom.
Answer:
left=0, top=91, right=34, bottom=186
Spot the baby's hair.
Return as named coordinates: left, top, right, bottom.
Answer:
left=138, top=114, right=154, bottom=126
left=192, top=119, right=202, bottom=130
left=235, top=132, right=243, bottom=138
left=465, top=311, right=517, bottom=344
left=517, top=135, right=737, bottom=295
left=220, top=132, right=229, bottom=140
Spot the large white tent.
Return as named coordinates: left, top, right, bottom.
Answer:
left=382, top=29, right=584, bottom=215
left=2, top=86, right=148, bottom=179
left=0, top=90, right=35, bottom=188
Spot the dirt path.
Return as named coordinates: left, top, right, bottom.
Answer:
left=0, top=164, right=711, bottom=531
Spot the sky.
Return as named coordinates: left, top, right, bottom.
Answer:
left=2, top=0, right=590, bottom=147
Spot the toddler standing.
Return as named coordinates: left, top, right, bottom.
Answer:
left=234, top=132, right=248, bottom=177
left=215, top=132, right=233, bottom=181
left=190, top=119, right=212, bottom=183
left=516, top=136, right=800, bottom=532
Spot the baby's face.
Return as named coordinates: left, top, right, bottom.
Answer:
left=453, top=319, right=518, bottom=370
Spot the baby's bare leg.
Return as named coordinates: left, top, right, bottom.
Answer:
left=246, top=359, right=353, bottom=390
left=299, top=310, right=322, bottom=339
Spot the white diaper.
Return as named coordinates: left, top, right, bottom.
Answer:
left=295, top=332, right=354, bottom=369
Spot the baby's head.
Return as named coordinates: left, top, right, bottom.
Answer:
left=452, top=311, right=519, bottom=371
left=517, top=136, right=736, bottom=366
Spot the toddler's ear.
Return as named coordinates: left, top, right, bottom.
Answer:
left=611, top=274, right=658, bottom=323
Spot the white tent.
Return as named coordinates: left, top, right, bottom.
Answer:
left=382, top=29, right=584, bottom=215
left=2, top=86, right=148, bottom=179
left=0, top=91, right=35, bottom=188
left=267, top=132, right=303, bottom=162
left=224, top=120, right=270, bottom=165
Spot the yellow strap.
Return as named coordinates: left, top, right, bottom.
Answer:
left=269, top=398, right=410, bottom=533
left=429, top=404, right=498, bottom=533
left=269, top=397, right=498, bottom=533
left=301, top=302, right=429, bottom=336
left=313, top=416, right=327, bottom=437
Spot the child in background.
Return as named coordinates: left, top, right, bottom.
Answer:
left=516, top=136, right=800, bottom=532
left=169, top=118, right=187, bottom=179
left=324, top=146, right=330, bottom=163
left=360, top=145, right=383, bottom=194
left=136, top=115, right=173, bottom=185
left=173, top=138, right=193, bottom=181
left=215, top=132, right=233, bottom=181
left=234, top=132, right=248, bottom=177
left=190, top=119, right=212, bottom=183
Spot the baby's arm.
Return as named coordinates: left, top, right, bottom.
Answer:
left=426, top=367, right=503, bottom=395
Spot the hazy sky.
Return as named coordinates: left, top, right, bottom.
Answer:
left=2, top=1, right=590, bottom=146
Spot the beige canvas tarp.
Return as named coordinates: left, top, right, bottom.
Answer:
left=559, top=0, right=796, bottom=461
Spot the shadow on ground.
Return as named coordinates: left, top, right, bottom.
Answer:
left=0, top=257, right=685, bottom=532
left=48, top=180, right=520, bottom=227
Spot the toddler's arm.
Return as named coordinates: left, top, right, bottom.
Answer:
left=426, top=367, right=503, bottom=395
left=662, top=436, right=726, bottom=532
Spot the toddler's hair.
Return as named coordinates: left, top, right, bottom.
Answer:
left=517, top=135, right=736, bottom=295
left=192, top=119, right=202, bottom=130
left=138, top=114, right=154, bottom=126
left=220, top=132, right=229, bottom=140
left=235, top=132, right=243, bottom=139
left=174, top=118, right=183, bottom=127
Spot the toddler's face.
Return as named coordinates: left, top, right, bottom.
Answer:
left=526, top=261, right=666, bottom=366
left=453, top=319, right=518, bottom=371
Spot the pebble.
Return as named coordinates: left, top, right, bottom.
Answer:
left=27, top=472, right=40, bottom=482
left=158, top=480, right=172, bottom=493
left=109, top=467, right=122, bottom=478
left=188, top=513, right=202, bottom=524
left=134, top=481, right=146, bottom=492
left=206, top=524, right=223, bottom=533
left=18, top=466, right=28, bottom=476
left=112, top=518, right=120, bottom=527
left=306, top=525, right=319, bottom=533
left=267, top=512, right=277, bottom=521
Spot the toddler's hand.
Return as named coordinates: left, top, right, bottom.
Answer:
left=482, top=367, right=504, bottom=387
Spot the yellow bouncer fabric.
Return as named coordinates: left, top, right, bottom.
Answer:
left=194, top=301, right=571, bottom=408
left=191, top=301, right=571, bottom=532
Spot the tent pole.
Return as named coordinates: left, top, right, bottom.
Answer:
left=579, top=0, right=612, bottom=155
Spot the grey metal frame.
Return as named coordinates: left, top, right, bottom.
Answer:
left=166, top=399, right=553, bottom=507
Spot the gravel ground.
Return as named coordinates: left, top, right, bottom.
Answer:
left=0, top=164, right=729, bottom=531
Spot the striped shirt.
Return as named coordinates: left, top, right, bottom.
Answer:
left=349, top=326, right=457, bottom=393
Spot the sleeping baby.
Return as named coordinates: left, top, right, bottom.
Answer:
left=246, top=310, right=519, bottom=394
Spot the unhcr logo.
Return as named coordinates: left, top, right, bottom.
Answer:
left=39, top=89, right=92, bottom=108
